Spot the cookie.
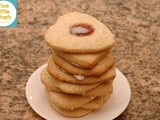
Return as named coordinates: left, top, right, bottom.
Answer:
left=55, top=50, right=108, bottom=68
left=45, top=87, right=93, bottom=109
left=50, top=103, right=92, bottom=117
left=47, top=57, right=116, bottom=84
left=81, top=94, right=111, bottom=109
left=43, top=74, right=113, bottom=97
left=41, top=68, right=113, bottom=96
left=41, top=67, right=102, bottom=94
left=45, top=12, right=115, bottom=53
left=52, top=51, right=115, bottom=76
left=45, top=80, right=113, bottom=97
left=45, top=87, right=111, bottom=110
left=83, top=81, right=113, bottom=97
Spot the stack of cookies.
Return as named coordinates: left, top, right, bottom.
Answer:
left=41, top=12, right=116, bottom=117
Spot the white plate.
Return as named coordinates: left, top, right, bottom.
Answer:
left=26, top=64, right=131, bottom=120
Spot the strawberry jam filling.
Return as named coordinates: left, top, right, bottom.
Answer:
left=70, top=23, right=94, bottom=36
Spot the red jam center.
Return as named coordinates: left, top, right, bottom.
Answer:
left=70, top=23, right=94, bottom=36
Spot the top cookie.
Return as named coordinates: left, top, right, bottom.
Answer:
left=45, top=12, right=115, bottom=53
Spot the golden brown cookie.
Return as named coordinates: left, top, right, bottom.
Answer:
left=52, top=51, right=115, bottom=76
left=81, top=94, right=111, bottom=109
left=41, top=67, right=102, bottom=94
left=45, top=88, right=93, bottom=109
left=83, top=81, right=113, bottom=97
left=55, top=50, right=108, bottom=68
left=45, top=87, right=111, bottom=110
left=47, top=57, right=116, bottom=84
left=41, top=69, right=113, bottom=96
left=50, top=103, right=93, bottom=117
left=45, top=12, right=115, bottom=53
left=45, top=80, right=113, bottom=97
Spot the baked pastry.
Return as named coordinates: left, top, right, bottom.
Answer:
left=45, top=12, right=115, bottom=53
left=41, top=68, right=113, bottom=96
left=41, top=67, right=101, bottom=94
left=47, top=56, right=116, bottom=84
left=56, top=50, right=108, bottom=68
left=50, top=103, right=93, bottom=117
left=46, top=88, right=111, bottom=110
left=41, top=12, right=116, bottom=117
left=52, top=50, right=115, bottom=76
